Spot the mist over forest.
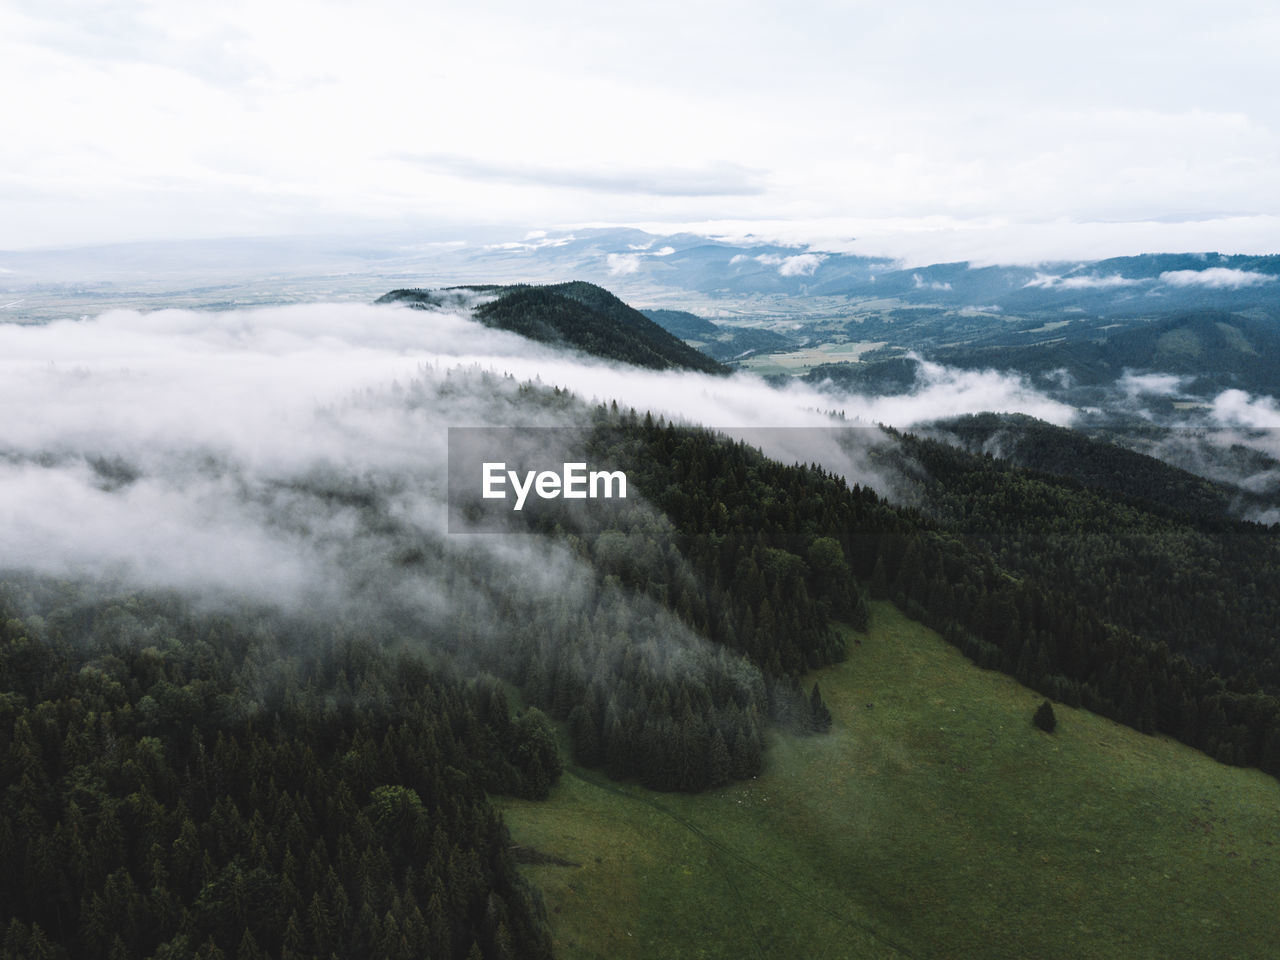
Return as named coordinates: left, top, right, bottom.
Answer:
left=4, top=264, right=1280, bottom=960
left=8, top=0, right=1280, bottom=951
left=0, top=292, right=1090, bottom=601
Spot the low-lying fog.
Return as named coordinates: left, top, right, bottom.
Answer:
left=2, top=298, right=1275, bottom=610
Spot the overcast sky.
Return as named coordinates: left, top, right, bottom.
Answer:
left=4, top=0, right=1279, bottom=261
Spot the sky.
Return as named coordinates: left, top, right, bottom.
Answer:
left=4, top=0, right=1280, bottom=262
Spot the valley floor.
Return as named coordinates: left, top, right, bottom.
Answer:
left=498, top=602, right=1280, bottom=960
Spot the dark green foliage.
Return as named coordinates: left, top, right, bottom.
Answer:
left=419, top=515, right=772, bottom=793
left=580, top=413, right=873, bottom=678
left=851, top=427, right=1280, bottom=777
left=804, top=356, right=923, bottom=394
left=639, top=309, right=720, bottom=339
left=698, top=327, right=800, bottom=363
left=7, top=351, right=1280, bottom=960
left=452, top=404, right=877, bottom=789
left=386, top=283, right=726, bottom=374
left=1033, top=700, right=1057, bottom=733
left=510, top=710, right=563, bottom=801
left=810, top=684, right=833, bottom=733
left=0, top=592, right=555, bottom=960
left=383, top=295, right=1280, bottom=784
left=563, top=399, right=1280, bottom=780
left=933, top=310, right=1280, bottom=396
left=931, top=413, right=1238, bottom=522
left=373, top=288, right=476, bottom=311
left=891, top=428, right=1280, bottom=700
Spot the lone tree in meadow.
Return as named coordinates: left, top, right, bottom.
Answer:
left=1033, top=699, right=1057, bottom=733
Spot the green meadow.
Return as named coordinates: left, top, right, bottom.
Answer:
left=497, top=602, right=1280, bottom=960
left=734, top=340, right=888, bottom=376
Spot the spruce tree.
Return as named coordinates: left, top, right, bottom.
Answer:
left=1032, top=700, right=1057, bottom=733
left=706, top=729, right=731, bottom=787
left=810, top=683, right=833, bottom=733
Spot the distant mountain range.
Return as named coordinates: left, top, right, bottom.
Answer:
left=933, top=310, right=1280, bottom=396
left=874, top=253, right=1280, bottom=318
left=803, top=309, right=1280, bottom=401
left=427, top=229, right=1280, bottom=320
left=6, top=226, right=1278, bottom=327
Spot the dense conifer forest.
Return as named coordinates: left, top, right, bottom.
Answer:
left=6, top=366, right=1280, bottom=957
left=573, top=408, right=1280, bottom=775
left=892, top=425, right=1280, bottom=697
left=0, top=582, right=558, bottom=960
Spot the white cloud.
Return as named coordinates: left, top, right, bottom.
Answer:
left=1159, top=268, right=1277, bottom=289
left=0, top=290, right=785, bottom=703
left=1250, top=506, right=1280, bottom=525
left=1023, top=273, right=1060, bottom=288
left=913, top=273, right=952, bottom=291
left=1119, top=371, right=1187, bottom=398
left=606, top=253, right=641, bottom=275
left=748, top=252, right=825, bottom=275
left=1060, top=274, right=1140, bottom=289
left=1042, top=368, right=1073, bottom=389
left=1210, top=389, right=1280, bottom=429
left=778, top=253, right=826, bottom=276
left=1197, top=390, right=1280, bottom=509
left=871, top=358, right=1075, bottom=426
left=0, top=299, right=1079, bottom=606
left=809, top=354, right=1074, bottom=428
left=488, top=234, right=576, bottom=252
left=1025, top=272, right=1141, bottom=289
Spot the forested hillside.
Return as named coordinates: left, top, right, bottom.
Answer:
left=378, top=283, right=726, bottom=374
left=6, top=357, right=1280, bottom=958
left=638, top=308, right=720, bottom=339
left=926, top=412, right=1240, bottom=521
left=0, top=583, right=558, bottom=960
left=592, top=412, right=1280, bottom=774
left=887, top=428, right=1280, bottom=710
left=931, top=311, right=1280, bottom=396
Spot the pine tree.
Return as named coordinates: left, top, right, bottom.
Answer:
left=810, top=683, right=833, bottom=733
left=869, top=557, right=890, bottom=600
left=706, top=729, right=730, bottom=787
left=1032, top=700, right=1057, bottom=733
left=236, top=929, right=269, bottom=960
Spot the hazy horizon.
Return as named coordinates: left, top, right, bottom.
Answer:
left=4, top=2, right=1279, bottom=265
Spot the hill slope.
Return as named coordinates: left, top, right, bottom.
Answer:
left=639, top=308, right=721, bottom=339
left=379, top=282, right=727, bottom=373
left=933, top=311, right=1280, bottom=395
left=926, top=412, right=1240, bottom=521
left=805, top=310, right=1280, bottom=399
left=500, top=605, right=1280, bottom=960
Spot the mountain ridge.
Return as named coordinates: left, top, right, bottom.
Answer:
left=377, top=281, right=727, bottom=374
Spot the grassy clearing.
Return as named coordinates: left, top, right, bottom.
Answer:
left=497, top=602, right=1280, bottom=960
left=736, top=341, right=888, bottom=375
